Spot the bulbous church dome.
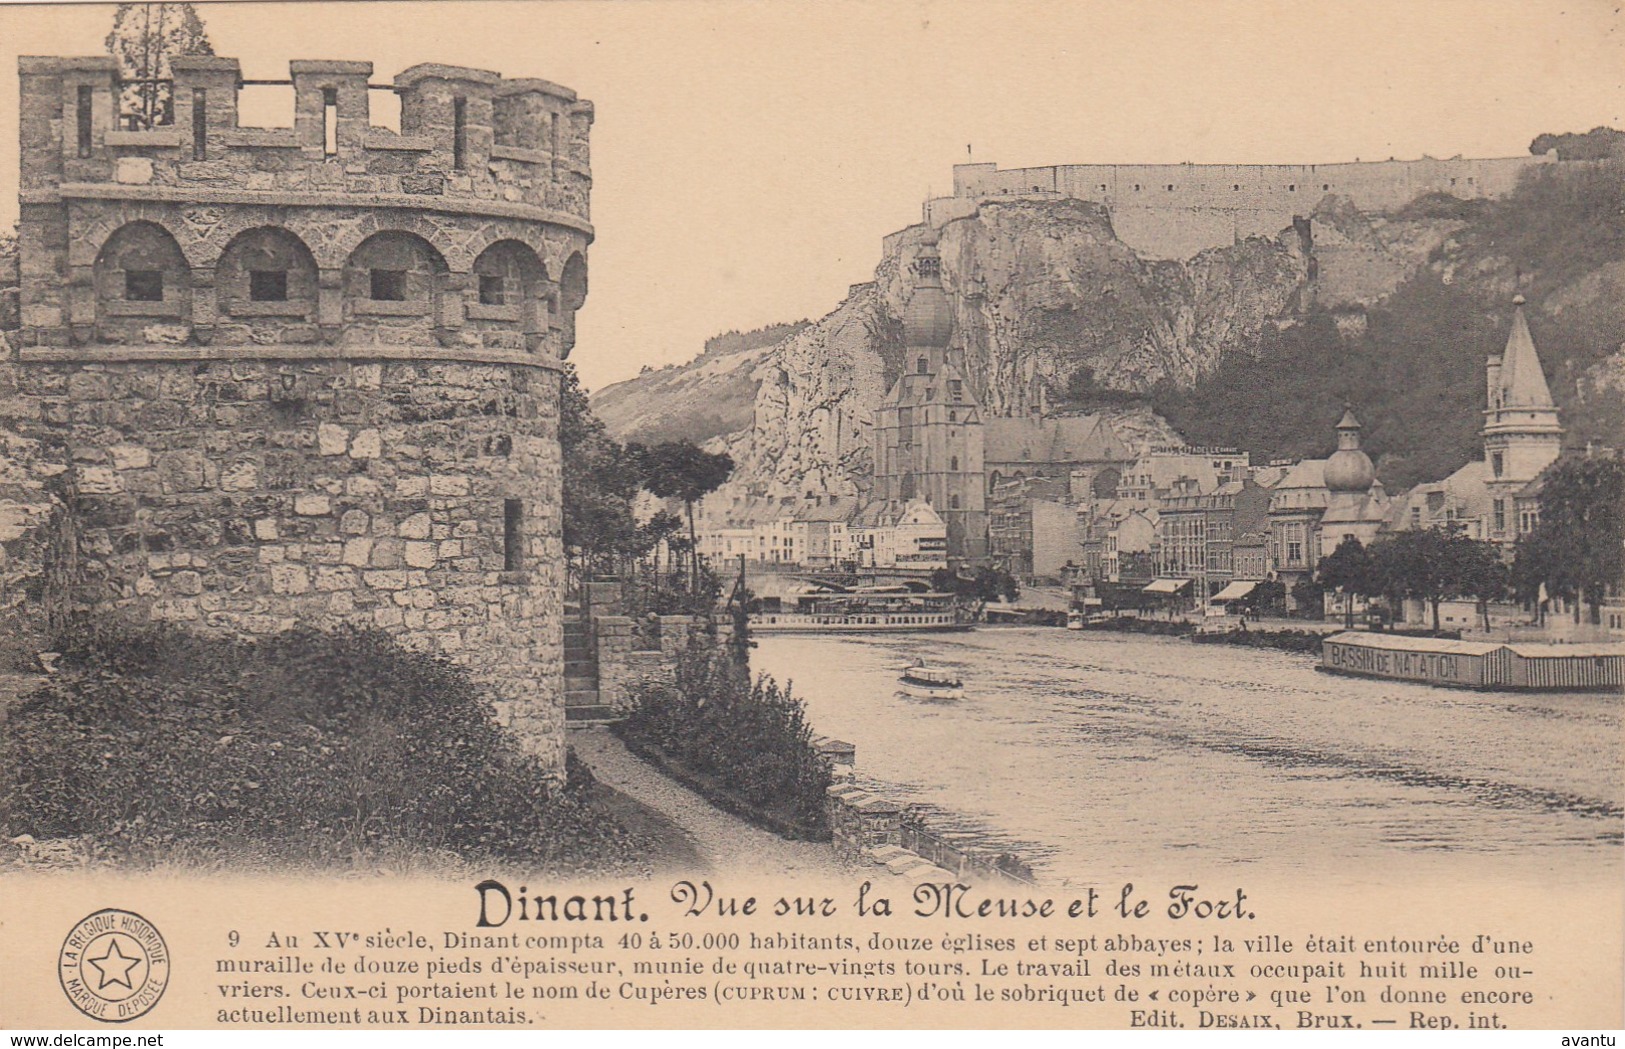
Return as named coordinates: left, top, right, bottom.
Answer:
left=1324, top=407, right=1377, bottom=493
left=902, top=227, right=953, bottom=349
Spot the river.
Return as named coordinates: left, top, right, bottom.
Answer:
left=753, top=628, right=1623, bottom=886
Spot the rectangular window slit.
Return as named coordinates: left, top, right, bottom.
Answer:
left=503, top=499, right=524, bottom=572
left=125, top=269, right=163, bottom=302
left=370, top=269, right=406, bottom=301
left=453, top=97, right=467, bottom=170
left=479, top=274, right=506, bottom=305
left=192, top=88, right=208, bottom=160
left=322, top=87, right=338, bottom=157
left=550, top=112, right=561, bottom=177
left=250, top=270, right=288, bottom=302
left=76, top=85, right=94, bottom=158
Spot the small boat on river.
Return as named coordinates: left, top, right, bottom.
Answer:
left=900, top=662, right=964, bottom=700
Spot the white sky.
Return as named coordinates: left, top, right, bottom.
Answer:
left=0, top=0, right=1621, bottom=390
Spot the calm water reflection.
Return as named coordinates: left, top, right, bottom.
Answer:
left=754, top=628, right=1623, bottom=884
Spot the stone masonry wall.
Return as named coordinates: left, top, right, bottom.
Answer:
left=8, top=53, right=593, bottom=777
left=594, top=614, right=733, bottom=714
left=0, top=355, right=74, bottom=665
left=0, top=352, right=567, bottom=767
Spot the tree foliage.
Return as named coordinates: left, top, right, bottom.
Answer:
left=1316, top=535, right=1373, bottom=628
left=560, top=364, right=643, bottom=576
left=105, top=3, right=213, bottom=129
left=1512, top=457, right=1624, bottom=622
left=622, top=639, right=831, bottom=832
left=700, top=320, right=812, bottom=359
left=1289, top=577, right=1324, bottom=620
left=638, top=441, right=735, bottom=588
left=561, top=375, right=734, bottom=606
left=638, top=441, right=735, bottom=509
left=1242, top=579, right=1287, bottom=616
left=1150, top=160, right=1625, bottom=491
left=1367, top=528, right=1505, bottom=632
left=1530, top=127, right=1625, bottom=161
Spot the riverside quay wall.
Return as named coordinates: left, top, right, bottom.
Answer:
left=2, top=54, right=594, bottom=773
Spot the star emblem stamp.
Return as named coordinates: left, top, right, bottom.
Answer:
left=57, top=909, right=169, bottom=1022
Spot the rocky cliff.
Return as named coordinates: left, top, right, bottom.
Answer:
left=604, top=159, right=1618, bottom=506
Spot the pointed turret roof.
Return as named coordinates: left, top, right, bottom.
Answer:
left=1497, top=297, right=1555, bottom=409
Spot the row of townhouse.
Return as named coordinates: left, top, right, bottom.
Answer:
left=988, top=445, right=1258, bottom=585
left=1064, top=301, right=1621, bottom=631
left=1065, top=407, right=1392, bottom=610
left=695, top=496, right=950, bottom=572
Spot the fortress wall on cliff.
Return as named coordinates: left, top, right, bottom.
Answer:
left=931, top=155, right=1552, bottom=258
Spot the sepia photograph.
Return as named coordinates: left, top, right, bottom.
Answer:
left=0, top=0, right=1620, bottom=1033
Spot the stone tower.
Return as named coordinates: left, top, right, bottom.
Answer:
left=1483, top=296, right=1563, bottom=545
left=871, top=227, right=986, bottom=561
left=6, top=55, right=593, bottom=773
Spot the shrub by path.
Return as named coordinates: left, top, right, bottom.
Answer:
left=569, top=726, right=845, bottom=880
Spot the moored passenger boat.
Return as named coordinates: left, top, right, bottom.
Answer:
left=751, top=589, right=972, bottom=634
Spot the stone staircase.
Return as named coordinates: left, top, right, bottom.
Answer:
left=563, top=614, right=617, bottom=723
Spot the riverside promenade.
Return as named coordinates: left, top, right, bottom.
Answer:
left=570, top=726, right=846, bottom=879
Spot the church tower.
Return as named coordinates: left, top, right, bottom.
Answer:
left=1319, top=406, right=1388, bottom=554
left=872, top=227, right=986, bottom=561
left=1483, top=296, right=1563, bottom=544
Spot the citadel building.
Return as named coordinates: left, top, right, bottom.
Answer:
left=932, top=154, right=1550, bottom=259
left=2, top=54, right=592, bottom=772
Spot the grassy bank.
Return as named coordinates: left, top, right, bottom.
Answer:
left=0, top=621, right=647, bottom=873
left=618, top=636, right=832, bottom=840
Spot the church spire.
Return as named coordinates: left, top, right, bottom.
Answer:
left=1495, top=295, right=1556, bottom=410
left=1481, top=295, right=1563, bottom=545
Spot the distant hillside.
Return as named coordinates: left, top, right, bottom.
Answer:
left=698, top=321, right=811, bottom=360
left=589, top=320, right=810, bottom=445
left=1152, top=158, right=1625, bottom=490
left=583, top=153, right=1623, bottom=507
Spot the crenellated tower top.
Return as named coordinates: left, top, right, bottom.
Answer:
left=18, top=55, right=591, bottom=216
left=15, top=55, right=592, bottom=361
